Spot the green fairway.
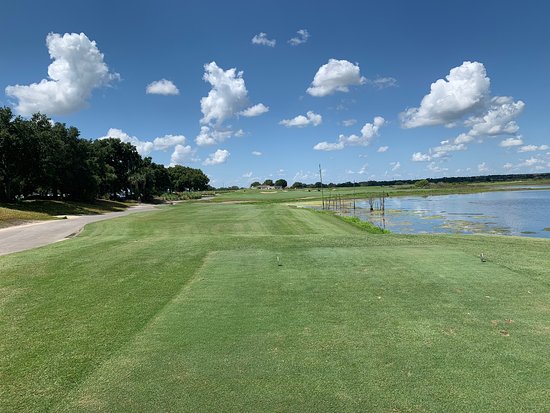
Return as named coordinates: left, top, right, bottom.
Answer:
left=1, top=203, right=549, bottom=412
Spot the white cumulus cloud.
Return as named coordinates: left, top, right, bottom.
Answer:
left=347, top=164, right=369, bottom=175
left=342, top=119, right=357, bottom=127
left=390, top=161, right=401, bottom=171
left=314, top=116, right=385, bottom=151
left=239, top=103, right=269, bottom=117
left=518, top=144, right=549, bottom=152
left=99, top=128, right=153, bottom=156
left=427, top=162, right=448, bottom=173
left=200, top=62, right=249, bottom=126
left=195, top=126, right=234, bottom=146
left=146, top=79, right=180, bottom=95
left=251, top=33, right=276, bottom=47
left=454, top=133, right=475, bottom=144
left=411, top=152, right=432, bottom=162
left=203, top=149, right=230, bottom=166
left=313, top=141, right=345, bottom=151
left=288, top=29, right=310, bottom=46
left=153, top=134, right=186, bottom=150
left=293, top=170, right=317, bottom=182
left=6, top=32, right=118, bottom=116
left=199, top=62, right=264, bottom=145
left=466, top=96, right=524, bottom=137
left=499, top=136, right=524, bottom=147
left=411, top=141, right=466, bottom=162
left=251, top=151, right=262, bottom=156
left=280, top=111, right=322, bottom=127
left=430, top=142, right=467, bottom=159
left=400, top=61, right=490, bottom=128
left=368, top=77, right=398, bottom=89
left=170, top=144, right=194, bottom=165
left=417, top=96, right=525, bottom=162
left=478, top=162, right=490, bottom=173
left=523, top=157, right=545, bottom=167
left=99, top=129, right=188, bottom=157
left=501, top=158, right=547, bottom=172
left=377, top=146, right=389, bottom=153
left=314, top=117, right=385, bottom=151
left=307, top=59, right=366, bottom=97
left=402, top=63, right=526, bottom=164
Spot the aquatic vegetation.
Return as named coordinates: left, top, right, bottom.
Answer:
left=421, top=214, right=445, bottom=220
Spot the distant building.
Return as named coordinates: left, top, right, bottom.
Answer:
left=256, top=185, right=282, bottom=190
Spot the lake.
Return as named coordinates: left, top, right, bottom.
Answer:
left=350, top=189, right=550, bottom=238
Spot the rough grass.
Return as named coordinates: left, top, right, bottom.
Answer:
left=0, top=202, right=549, bottom=412
left=336, top=214, right=390, bottom=234
left=0, top=207, right=54, bottom=228
left=0, top=199, right=132, bottom=228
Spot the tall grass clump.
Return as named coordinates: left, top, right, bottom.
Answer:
left=338, top=215, right=389, bottom=234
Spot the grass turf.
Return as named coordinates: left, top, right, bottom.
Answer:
left=0, top=202, right=549, bottom=412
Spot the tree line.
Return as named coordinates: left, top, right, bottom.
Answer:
left=250, top=174, right=550, bottom=190
left=0, top=107, right=210, bottom=202
left=250, top=179, right=288, bottom=188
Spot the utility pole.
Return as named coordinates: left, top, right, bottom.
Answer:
left=319, top=164, right=325, bottom=210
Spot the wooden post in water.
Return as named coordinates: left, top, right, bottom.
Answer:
left=353, top=181, right=356, bottom=212
left=319, top=164, right=325, bottom=210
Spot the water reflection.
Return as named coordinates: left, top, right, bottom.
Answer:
left=349, top=189, right=550, bottom=238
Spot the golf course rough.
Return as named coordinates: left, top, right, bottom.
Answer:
left=0, top=202, right=549, bottom=412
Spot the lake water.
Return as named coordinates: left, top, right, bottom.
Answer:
left=350, top=189, right=550, bottom=238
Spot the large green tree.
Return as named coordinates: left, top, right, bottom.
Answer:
left=92, top=138, right=142, bottom=198
left=0, top=107, right=211, bottom=202
left=168, top=165, right=210, bottom=192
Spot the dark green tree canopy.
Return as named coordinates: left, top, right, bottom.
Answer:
left=0, top=107, right=210, bottom=202
left=275, top=179, right=287, bottom=188
left=263, top=179, right=274, bottom=186
left=168, top=165, right=210, bottom=192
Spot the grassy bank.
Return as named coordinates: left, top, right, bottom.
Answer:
left=0, top=202, right=549, bottom=412
left=0, top=199, right=133, bottom=229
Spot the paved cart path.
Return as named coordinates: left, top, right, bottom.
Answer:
left=0, top=204, right=158, bottom=256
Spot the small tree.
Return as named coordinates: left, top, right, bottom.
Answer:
left=250, top=181, right=261, bottom=188
left=275, top=179, right=287, bottom=188
left=291, top=181, right=304, bottom=189
left=263, top=179, right=274, bottom=186
left=414, top=179, right=430, bottom=188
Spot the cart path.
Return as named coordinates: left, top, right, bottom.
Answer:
left=0, top=204, right=158, bottom=257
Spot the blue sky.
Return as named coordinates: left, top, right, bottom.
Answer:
left=2, top=0, right=549, bottom=187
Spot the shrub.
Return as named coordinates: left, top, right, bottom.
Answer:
left=414, top=179, right=430, bottom=188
